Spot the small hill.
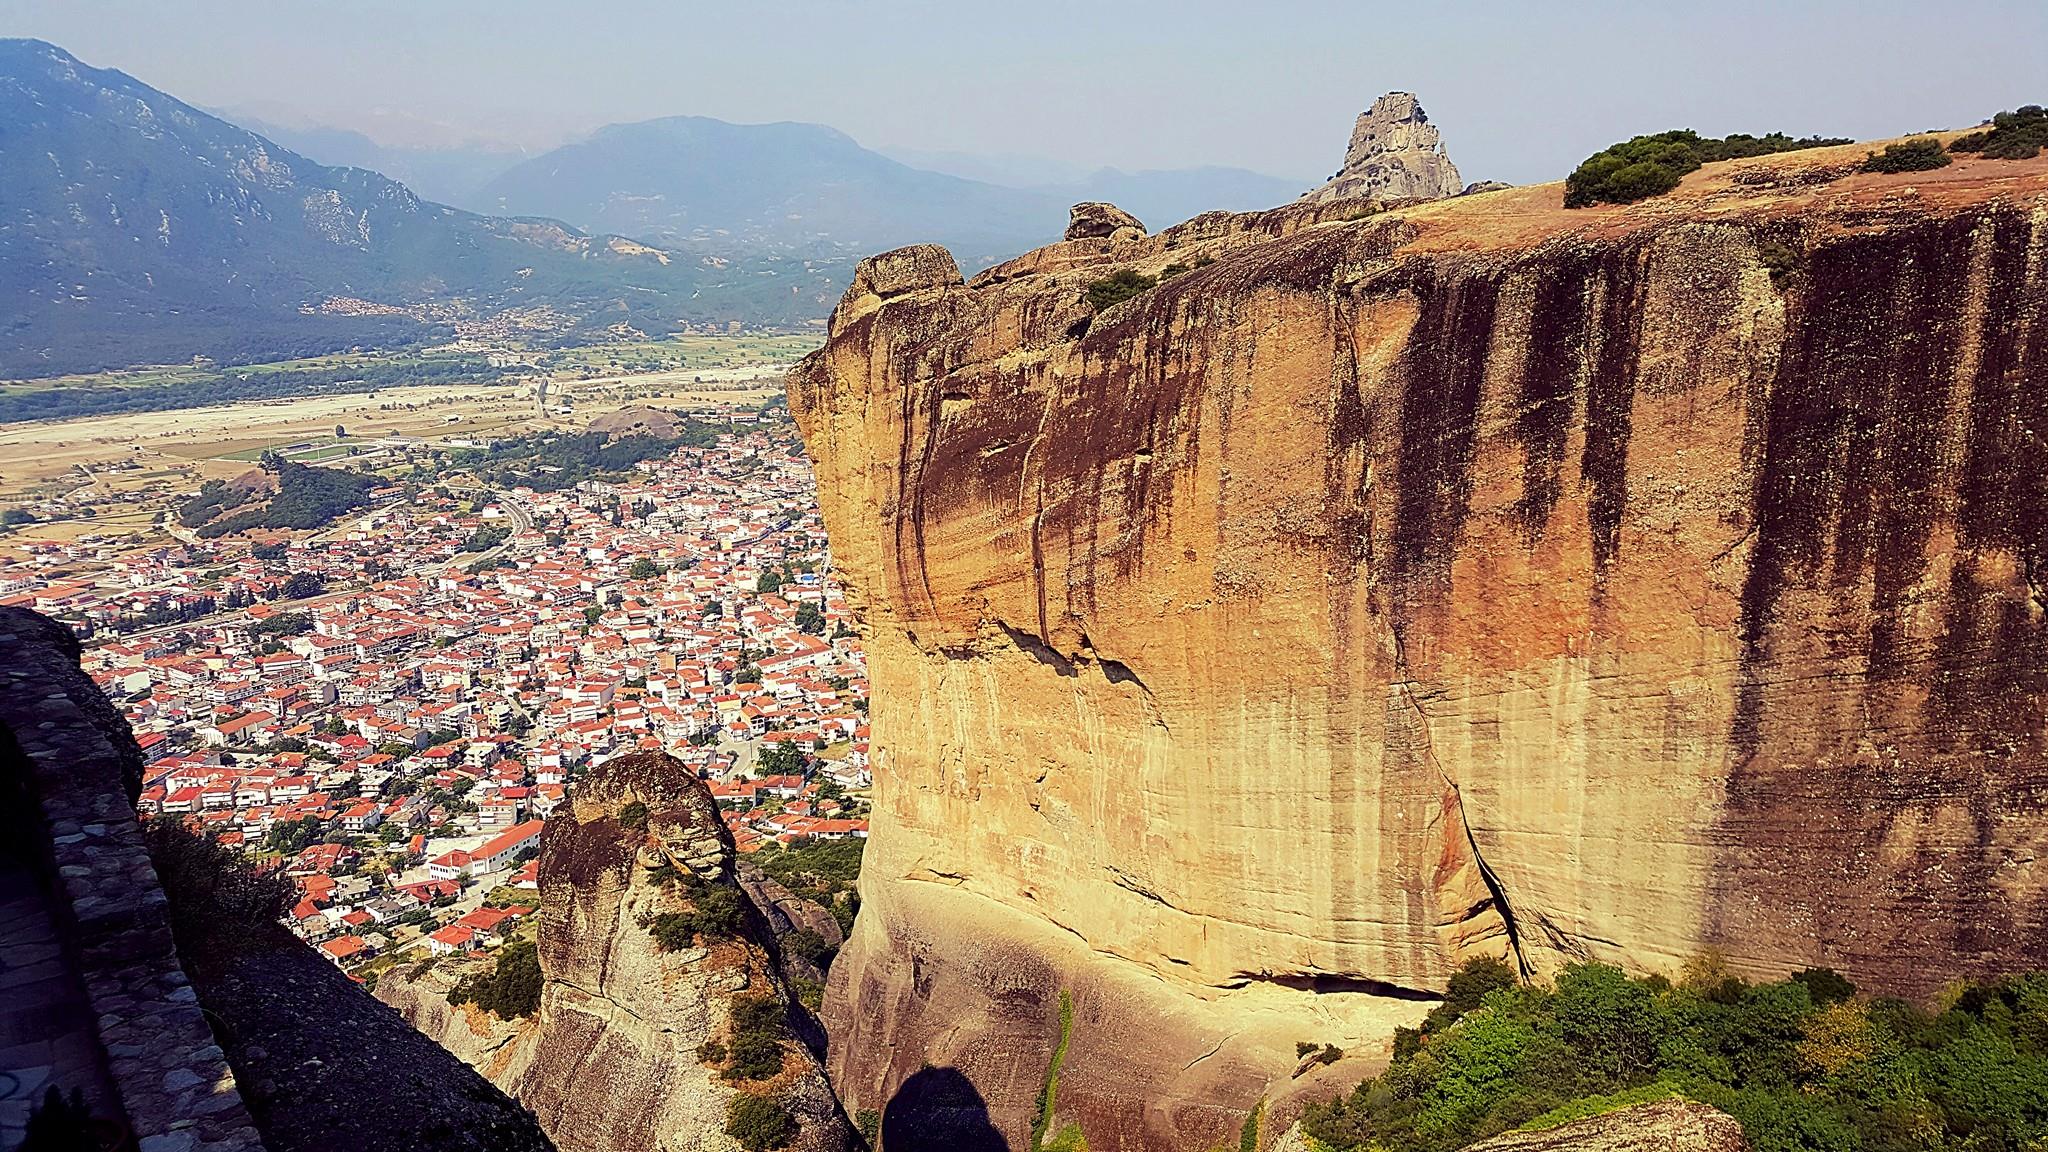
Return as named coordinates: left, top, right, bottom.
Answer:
left=588, top=405, right=688, bottom=441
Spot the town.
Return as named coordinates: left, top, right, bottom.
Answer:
left=4, top=407, right=869, bottom=984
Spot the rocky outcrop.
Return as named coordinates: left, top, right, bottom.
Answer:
left=1065, top=201, right=1147, bottom=241
left=788, top=143, right=2048, bottom=1150
left=1460, top=1099, right=1747, bottom=1152
left=383, top=751, right=849, bottom=1152
left=1269, top=1099, right=1746, bottom=1152
left=1305, top=92, right=1463, bottom=203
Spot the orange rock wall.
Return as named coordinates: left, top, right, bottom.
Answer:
left=790, top=152, right=2048, bottom=1149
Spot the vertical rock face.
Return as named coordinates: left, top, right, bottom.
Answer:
left=383, top=751, right=849, bottom=1152
left=1305, top=92, right=1464, bottom=203
left=788, top=146, right=2048, bottom=1150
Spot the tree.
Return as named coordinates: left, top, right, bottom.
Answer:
left=756, top=569, right=784, bottom=594
left=628, top=557, right=662, bottom=580
left=1861, top=138, right=1952, bottom=174
left=757, top=742, right=805, bottom=777
left=281, top=571, right=324, bottom=600
left=724, top=1095, right=794, bottom=1151
left=794, top=602, right=824, bottom=635
left=447, top=939, right=542, bottom=1019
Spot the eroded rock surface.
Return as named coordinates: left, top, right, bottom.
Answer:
left=1306, top=91, right=1464, bottom=203
left=383, top=751, right=849, bottom=1152
left=788, top=144, right=2048, bottom=1150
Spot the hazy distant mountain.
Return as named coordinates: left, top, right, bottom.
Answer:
left=221, top=112, right=526, bottom=207
left=877, top=145, right=1095, bottom=190
left=0, top=40, right=835, bottom=377
left=476, top=117, right=1072, bottom=268
left=881, top=149, right=1310, bottom=230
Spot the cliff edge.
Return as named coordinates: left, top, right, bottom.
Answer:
left=788, top=140, right=2048, bottom=1150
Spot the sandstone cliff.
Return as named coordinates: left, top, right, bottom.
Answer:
left=382, top=751, right=849, bottom=1152
left=1306, top=92, right=1463, bottom=203
left=788, top=141, right=2048, bottom=1150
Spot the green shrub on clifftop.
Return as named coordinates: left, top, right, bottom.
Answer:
left=143, top=816, right=296, bottom=963
left=1083, top=269, right=1157, bottom=311
left=1949, top=105, right=2048, bottom=160
left=1564, top=130, right=1850, bottom=207
left=1861, top=138, right=1952, bottom=174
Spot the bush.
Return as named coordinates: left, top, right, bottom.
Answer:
left=617, top=800, right=649, bottom=832
left=142, top=817, right=296, bottom=961
left=1861, top=138, right=1952, bottom=174
left=447, top=939, right=542, bottom=1020
left=1423, top=955, right=1519, bottom=1035
left=725, top=1094, right=795, bottom=1151
left=1949, top=105, right=2048, bottom=160
left=722, top=994, right=788, bottom=1081
left=1299, top=960, right=2048, bottom=1152
left=785, top=928, right=833, bottom=969
left=649, top=884, right=745, bottom=951
left=1790, top=967, right=1857, bottom=1007
left=1084, top=269, right=1158, bottom=310
left=1565, top=131, right=1850, bottom=207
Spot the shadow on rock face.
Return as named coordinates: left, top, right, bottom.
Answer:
left=880, top=1066, right=1008, bottom=1152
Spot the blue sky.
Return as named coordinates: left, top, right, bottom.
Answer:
left=3, top=0, right=2043, bottom=184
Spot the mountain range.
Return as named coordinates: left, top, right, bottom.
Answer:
left=0, top=39, right=853, bottom=377
left=0, top=38, right=1308, bottom=379
left=271, top=117, right=1311, bottom=263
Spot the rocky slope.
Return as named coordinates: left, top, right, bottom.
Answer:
left=381, top=751, right=849, bottom=1152
left=1269, top=1099, right=1748, bottom=1152
left=1305, top=92, right=1464, bottom=202
left=788, top=141, right=2048, bottom=1149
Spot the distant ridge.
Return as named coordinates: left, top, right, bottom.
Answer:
left=0, top=39, right=831, bottom=377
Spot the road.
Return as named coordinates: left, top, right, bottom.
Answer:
left=439, top=488, right=530, bottom=575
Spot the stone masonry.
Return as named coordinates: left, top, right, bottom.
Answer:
left=0, top=606, right=266, bottom=1152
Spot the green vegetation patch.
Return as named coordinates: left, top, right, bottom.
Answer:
left=1949, top=105, right=2048, bottom=160
left=142, top=817, right=297, bottom=966
left=1032, top=990, right=1089, bottom=1152
left=448, top=428, right=716, bottom=492
left=1300, top=956, right=2048, bottom=1152
left=648, top=881, right=745, bottom=950
left=179, top=455, right=378, bottom=538
left=724, top=1093, right=796, bottom=1151
left=756, top=837, right=864, bottom=938
left=447, top=938, right=543, bottom=1020
left=1516, top=1081, right=1681, bottom=1132
left=1861, top=139, right=1952, bottom=174
left=1565, top=131, right=1850, bottom=207
left=1084, top=269, right=1158, bottom=311
left=0, top=352, right=509, bottom=424
left=718, top=994, right=790, bottom=1082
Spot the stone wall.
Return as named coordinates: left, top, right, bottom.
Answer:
left=0, top=606, right=266, bottom=1151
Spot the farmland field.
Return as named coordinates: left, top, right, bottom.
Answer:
left=0, top=333, right=814, bottom=565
